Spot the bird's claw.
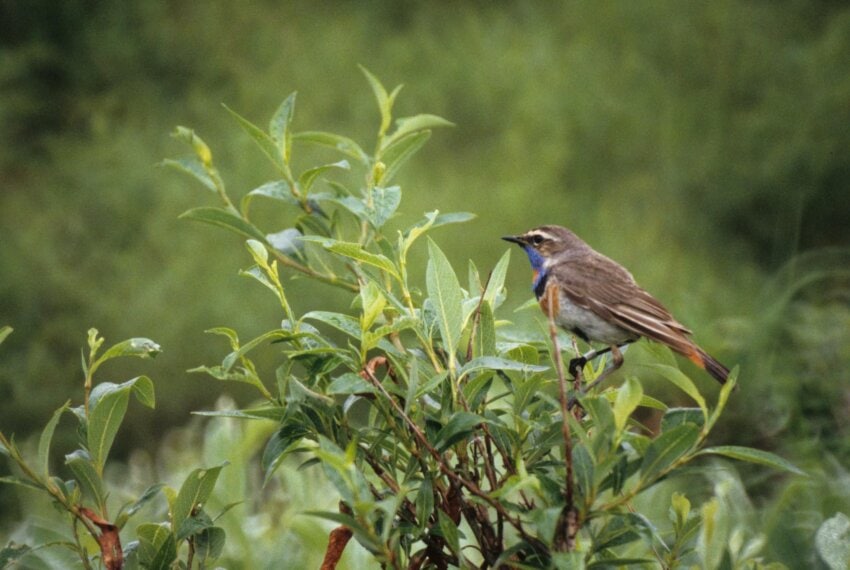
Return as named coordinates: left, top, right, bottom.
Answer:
left=568, top=356, right=587, bottom=378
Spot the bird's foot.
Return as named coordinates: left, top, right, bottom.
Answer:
left=568, top=356, right=587, bottom=378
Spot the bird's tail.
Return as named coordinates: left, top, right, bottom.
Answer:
left=685, top=346, right=730, bottom=384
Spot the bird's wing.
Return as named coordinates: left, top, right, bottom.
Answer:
left=554, top=254, right=695, bottom=351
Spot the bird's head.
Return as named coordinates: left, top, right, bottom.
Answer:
left=502, top=226, right=582, bottom=272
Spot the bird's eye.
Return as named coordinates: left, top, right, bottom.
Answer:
left=531, top=234, right=544, bottom=246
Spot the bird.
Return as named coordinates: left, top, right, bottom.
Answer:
left=503, top=225, right=729, bottom=384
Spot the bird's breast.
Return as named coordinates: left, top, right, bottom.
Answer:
left=544, top=285, right=638, bottom=345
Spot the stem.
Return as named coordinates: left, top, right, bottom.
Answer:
left=71, top=518, right=94, bottom=570
left=547, top=287, right=577, bottom=552
left=209, top=168, right=235, bottom=211
left=465, top=271, right=493, bottom=362
left=268, top=248, right=359, bottom=292
left=187, top=536, right=195, bottom=569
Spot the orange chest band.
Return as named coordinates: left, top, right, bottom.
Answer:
left=538, top=281, right=560, bottom=317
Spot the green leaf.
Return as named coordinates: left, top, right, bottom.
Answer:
left=171, top=463, right=227, bottom=533
left=302, top=237, right=399, bottom=279
left=0, top=325, right=11, bottom=345
left=314, top=437, right=371, bottom=507
left=436, top=511, right=461, bottom=557
left=384, top=114, right=454, bottom=149
left=360, top=65, right=394, bottom=135
left=434, top=412, right=485, bottom=452
left=265, top=228, right=304, bottom=258
left=459, top=356, right=547, bottom=379
left=472, top=302, right=497, bottom=358
left=137, top=523, right=177, bottom=570
left=368, top=315, right=417, bottom=340
left=426, top=239, right=464, bottom=371
left=38, top=402, right=69, bottom=478
left=637, top=363, right=707, bottom=420
left=88, top=389, right=129, bottom=474
left=816, top=513, right=850, bottom=570
left=171, top=126, right=213, bottom=165
left=180, top=206, right=268, bottom=242
left=360, top=281, right=387, bottom=332
left=293, top=131, right=369, bottom=163
left=121, top=483, right=164, bottom=521
left=223, top=104, right=284, bottom=171
left=195, top=526, right=226, bottom=561
left=638, top=394, right=668, bottom=411
left=65, top=449, right=105, bottom=507
left=327, top=372, right=375, bottom=396
left=95, top=338, right=161, bottom=370
left=639, top=423, right=700, bottom=483
left=593, top=513, right=646, bottom=551
left=613, top=377, right=643, bottom=433
left=193, top=406, right=287, bottom=422
left=415, top=478, right=434, bottom=531
left=697, top=498, right=724, bottom=570
left=707, top=367, right=739, bottom=432
left=573, top=444, right=595, bottom=498
left=262, top=424, right=311, bottom=483
left=299, top=160, right=350, bottom=193
left=242, top=180, right=298, bottom=214
left=0, top=476, right=44, bottom=491
left=380, top=131, right=430, bottom=183
left=302, top=311, right=362, bottom=340
left=368, top=185, right=401, bottom=228
left=669, top=492, right=691, bottom=531
left=161, top=157, right=216, bottom=192
left=219, top=329, right=295, bottom=372
left=697, top=446, right=805, bottom=475
left=269, top=92, right=296, bottom=160
left=661, top=407, right=705, bottom=431
left=421, top=211, right=476, bottom=231
left=88, top=377, right=155, bottom=473
left=176, top=511, right=216, bottom=541
left=402, top=211, right=476, bottom=256
left=583, top=395, right=616, bottom=436
left=483, top=249, right=511, bottom=307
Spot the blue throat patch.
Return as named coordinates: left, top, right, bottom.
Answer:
left=521, top=246, right=548, bottom=296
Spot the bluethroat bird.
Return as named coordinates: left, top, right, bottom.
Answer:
left=503, top=225, right=729, bottom=384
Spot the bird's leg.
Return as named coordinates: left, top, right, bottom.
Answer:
left=582, top=344, right=626, bottom=393
left=567, top=355, right=586, bottom=378
left=568, top=340, right=633, bottom=378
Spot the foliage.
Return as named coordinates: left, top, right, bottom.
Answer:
left=0, top=329, right=230, bottom=569
left=158, top=71, right=797, bottom=567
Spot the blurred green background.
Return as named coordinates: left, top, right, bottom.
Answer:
left=2, top=0, right=850, bottom=565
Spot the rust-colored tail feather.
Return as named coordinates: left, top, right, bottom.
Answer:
left=686, top=347, right=729, bottom=384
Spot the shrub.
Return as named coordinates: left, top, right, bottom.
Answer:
left=1, top=70, right=804, bottom=569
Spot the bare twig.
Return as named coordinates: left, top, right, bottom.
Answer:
left=79, top=508, right=123, bottom=570
left=545, top=287, right=578, bottom=552
left=320, top=503, right=354, bottom=570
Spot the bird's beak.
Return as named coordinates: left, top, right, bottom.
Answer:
left=502, top=234, right=524, bottom=245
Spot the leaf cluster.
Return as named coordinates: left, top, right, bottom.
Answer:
left=163, top=70, right=799, bottom=569
left=0, top=330, right=229, bottom=570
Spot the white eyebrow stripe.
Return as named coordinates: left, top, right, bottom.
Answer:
left=527, top=230, right=557, bottom=241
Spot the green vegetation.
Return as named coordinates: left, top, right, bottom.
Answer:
left=2, top=1, right=849, bottom=567
left=1, top=76, right=805, bottom=568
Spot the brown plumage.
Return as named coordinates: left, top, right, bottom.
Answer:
left=504, top=225, right=729, bottom=384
